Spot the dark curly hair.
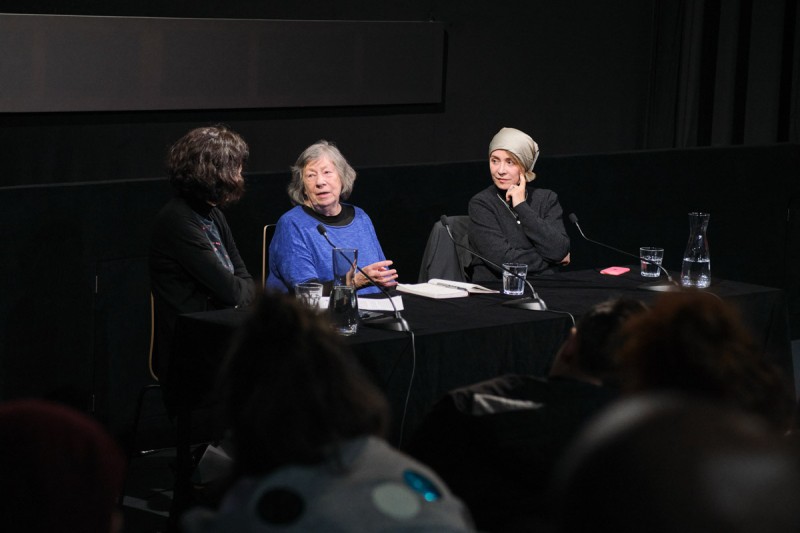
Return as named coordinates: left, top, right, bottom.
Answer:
left=167, top=125, right=249, bottom=207
left=617, top=291, right=795, bottom=431
left=218, top=292, right=389, bottom=477
left=574, top=297, right=648, bottom=379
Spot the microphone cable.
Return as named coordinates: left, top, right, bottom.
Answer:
left=568, top=213, right=678, bottom=288
left=397, top=330, right=416, bottom=449
left=315, top=223, right=417, bottom=448
left=316, top=224, right=409, bottom=331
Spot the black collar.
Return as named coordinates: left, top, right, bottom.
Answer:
left=302, top=204, right=355, bottom=227
left=184, top=195, right=214, bottom=218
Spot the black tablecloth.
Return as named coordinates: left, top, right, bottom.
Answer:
left=168, top=268, right=792, bottom=447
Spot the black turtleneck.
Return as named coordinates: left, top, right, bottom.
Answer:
left=301, top=204, right=355, bottom=226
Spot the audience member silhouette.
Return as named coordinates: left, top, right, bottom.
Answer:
left=553, top=394, right=800, bottom=533
left=616, top=291, right=795, bottom=432
left=0, top=398, right=126, bottom=533
left=181, top=293, right=474, bottom=532
left=407, top=298, right=647, bottom=531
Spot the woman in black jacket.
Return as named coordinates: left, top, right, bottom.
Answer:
left=468, top=127, right=570, bottom=282
left=150, top=125, right=256, bottom=381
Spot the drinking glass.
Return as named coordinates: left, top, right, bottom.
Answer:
left=295, top=282, right=323, bottom=309
left=639, top=247, right=664, bottom=278
left=502, top=263, right=527, bottom=295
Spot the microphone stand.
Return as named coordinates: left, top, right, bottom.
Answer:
left=316, top=226, right=417, bottom=453
left=568, top=213, right=678, bottom=292
left=439, top=215, right=547, bottom=311
left=316, top=224, right=410, bottom=332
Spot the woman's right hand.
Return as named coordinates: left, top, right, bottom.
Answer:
left=505, top=175, right=527, bottom=207
left=357, top=260, right=398, bottom=288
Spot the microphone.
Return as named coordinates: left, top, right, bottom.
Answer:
left=316, top=224, right=410, bottom=332
left=439, top=215, right=547, bottom=311
left=568, top=213, right=677, bottom=291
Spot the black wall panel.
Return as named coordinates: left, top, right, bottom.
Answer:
left=0, top=1, right=658, bottom=187
left=0, top=15, right=445, bottom=113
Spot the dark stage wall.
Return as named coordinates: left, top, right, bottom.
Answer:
left=3, top=1, right=797, bottom=186
left=3, top=1, right=796, bottom=188
left=0, top=1, right=659, bottom=186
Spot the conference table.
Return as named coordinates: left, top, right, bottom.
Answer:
left=165, top=268, right=791, bottom=515
left=168, top=267, right=792, bottom=446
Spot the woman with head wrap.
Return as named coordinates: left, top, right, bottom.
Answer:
left=468, top=127, right=570, bottom=281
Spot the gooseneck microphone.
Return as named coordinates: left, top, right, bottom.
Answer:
left=439, top=215, right=547, bottom=311
left=316, top=224, right=410, bottom=332
left=568, top=213, right=677, bottom=290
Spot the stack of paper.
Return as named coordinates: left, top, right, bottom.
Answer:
left=427, top=279, right=498, bottom=294
left=319, top=295, right=404, bottom=311
left=396, top=279, right=497, bottom=299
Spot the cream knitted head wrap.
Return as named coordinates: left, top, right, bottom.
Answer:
left=488, top=127, right=540, bottom=182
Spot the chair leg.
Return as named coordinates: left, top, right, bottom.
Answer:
left=170, top=407, right=194, bottom=525
left=120, top=383, right=162, bottom=505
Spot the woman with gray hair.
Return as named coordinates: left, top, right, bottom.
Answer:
left=266, top=140, right=397, bottom=294
left=468, top=127, right=570, bottom=281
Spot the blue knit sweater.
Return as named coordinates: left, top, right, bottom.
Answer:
left=266, top=205, right=385, bottom=294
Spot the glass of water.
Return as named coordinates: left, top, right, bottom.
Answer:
left=639, top=247, right=664, bottom=278
left=502, top=263, right=528, bottom=295
left=329, top=248, right=359, bottom=335
left=329, top=284, right=359, bottom=335
left=295, top=282, right=323, bottom=309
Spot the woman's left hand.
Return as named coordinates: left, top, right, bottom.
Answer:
left=357, top=260, right=398, bottom=288
left=505, top=175, right=527, bottom=207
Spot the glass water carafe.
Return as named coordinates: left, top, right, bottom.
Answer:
left=329, top=247, right=359, bottom=335
left=680, top=212, right=711, bottom=288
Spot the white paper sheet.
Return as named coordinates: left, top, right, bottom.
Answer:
left=319, top=294, right=404, bottom=311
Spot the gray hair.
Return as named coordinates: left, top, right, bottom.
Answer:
left=287, top=140, right=357, bottom=205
